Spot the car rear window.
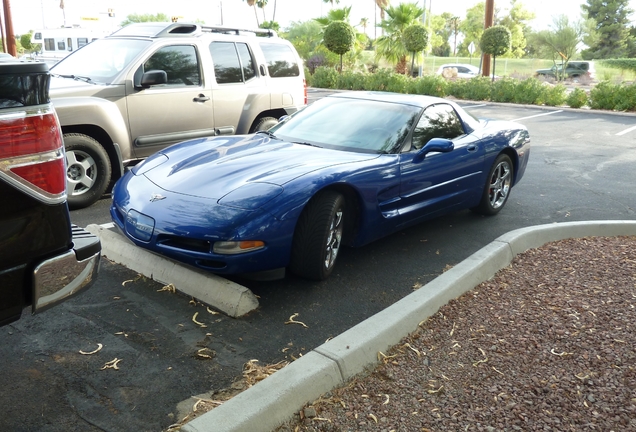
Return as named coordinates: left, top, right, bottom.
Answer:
left=259, top=42, right=300, bottom=78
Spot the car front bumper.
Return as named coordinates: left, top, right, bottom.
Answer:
left=32, top=225, right=101, bottom=314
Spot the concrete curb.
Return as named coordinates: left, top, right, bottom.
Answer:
left=85, top=224, right=259, bottom=318
left=181, top=220, right=636, bottom=432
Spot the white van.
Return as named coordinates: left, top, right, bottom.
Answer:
left=29, top=27, right=104, bottom=66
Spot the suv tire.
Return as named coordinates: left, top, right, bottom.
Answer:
left=251, top=116, right=278, bottom=132
left=64, top=133, right=112, bottom=210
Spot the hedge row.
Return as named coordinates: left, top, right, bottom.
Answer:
left=308, top=67, right=636, bottom=112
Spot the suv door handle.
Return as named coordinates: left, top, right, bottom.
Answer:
left=193, top=94, right=210, bottom=102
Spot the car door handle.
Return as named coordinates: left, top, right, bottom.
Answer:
left=467, top=144, right=478, bottom=152
left=193, top=94, right=210, bottom=102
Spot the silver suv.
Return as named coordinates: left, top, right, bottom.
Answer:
left=49, top=22, right=307, bottom=208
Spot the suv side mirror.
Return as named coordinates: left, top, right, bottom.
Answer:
left=139, top=70, right=168, bottom=88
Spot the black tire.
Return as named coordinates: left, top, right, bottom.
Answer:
left=471, top=154, right=513, bottom=216
left=289, top=191, right=345, bottom=281
left=251, top=116, right=278, bottom=133
left=64, top=133, right=112, bottom=210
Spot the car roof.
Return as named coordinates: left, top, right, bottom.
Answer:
left=329, top=91, right=449, bottom=109
left=439, top=63, right=478, bottom=69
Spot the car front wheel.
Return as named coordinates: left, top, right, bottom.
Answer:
left=64, top=133, right=112, bottom=210
left=289, top=191, right=345, bottom=281
left=472, top=154, right=513, bottom=216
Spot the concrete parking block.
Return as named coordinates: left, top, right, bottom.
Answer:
left=85, top=224, right=259, bottom=318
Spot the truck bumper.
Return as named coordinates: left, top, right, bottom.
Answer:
left=32, top=225, right=101, bottom=314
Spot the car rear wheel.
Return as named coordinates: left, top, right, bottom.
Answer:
left=251, top=116, right=278, bottom=132
left=64, top=133, right=111, bottom=210
left=289, top=191, right=345, bottom=281
left=472, top=154, right=513, bottom=216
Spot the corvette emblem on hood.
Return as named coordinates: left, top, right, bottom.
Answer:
left=149, top=193, right=166, bottom=202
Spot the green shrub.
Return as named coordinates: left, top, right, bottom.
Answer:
left=446, top=79, right=467, bottom=99
left=565, top=88, right=588, bottom=108
left=304, top=66, right=312, bottom=87
left=513, top=78, right=546, bottom=105
left=543, top=84, right=567, bottom=107
left=408, top=75, right=448, bottom=97
left=613, top=83, right=636, bottom=111
left=463, top=76, right=492, bottom=101
left=365, top=69, right=402, bottom=92
left=336, top=71, right=367, bottom=90
left=589, top=81, right=620, bottom=110
left=490, top=77, right=517, bottom=103
left=311, top=66, right=339, bottom=89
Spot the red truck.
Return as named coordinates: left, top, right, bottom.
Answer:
left=0, top=59, right=100, bottom=326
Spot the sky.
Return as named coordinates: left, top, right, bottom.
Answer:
left=6, top=0, right=636, bottom=36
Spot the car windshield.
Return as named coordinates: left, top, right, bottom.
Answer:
left=51, top=38, right=151, bottom=84
left=269, top=97, right=421, bottom=154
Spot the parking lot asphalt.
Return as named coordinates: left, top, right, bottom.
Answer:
left=2, top=99, right=635, bottom=432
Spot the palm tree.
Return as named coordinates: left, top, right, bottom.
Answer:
left=322, top=0, right=340, bottom=5
left=314, top=6, right=352, bottom=26
left=256, top=0, right=268, bottom=23
left=375, top=0, right=390, bottom=23
left=359, top=17, right=369, bottom=34
left=375, top=2, right=423, bottom=74
left=243, top=0, right=260, bottom=26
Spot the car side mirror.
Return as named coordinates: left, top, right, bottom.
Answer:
left=139, top=70, right=168, bottom=88
left=413, top=138, right=454, bottom=163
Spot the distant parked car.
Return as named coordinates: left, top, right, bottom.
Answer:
left=535, top=61, right=595, bottom=80
left=436, top=63, right=480, bottom=79
left=111, top=91, right=531, bottom=281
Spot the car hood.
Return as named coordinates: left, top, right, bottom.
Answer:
left=142, top=134, right=379, bottom=200
left=49, top=76, right=125, bottom=99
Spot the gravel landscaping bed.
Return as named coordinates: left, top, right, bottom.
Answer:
left=278, top=236, right=636, bottom=432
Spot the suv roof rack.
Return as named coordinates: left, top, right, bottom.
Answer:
left=200, top=25, right=277, bottom=38
left=109, top=22, right=278, bottom=39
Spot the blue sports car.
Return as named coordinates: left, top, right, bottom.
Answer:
left=111, top=91, right=530, bottom=280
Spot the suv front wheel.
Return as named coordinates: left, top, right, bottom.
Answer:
left=64, top=133, right=112, bottom=210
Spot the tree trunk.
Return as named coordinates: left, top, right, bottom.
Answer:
left=492, top=55, right=496, bottom=82
left=395, top=56, right=408, bottom=75
left=253, top=5, right=260, bottom=26
left=410, top=53, right=415, bottom=77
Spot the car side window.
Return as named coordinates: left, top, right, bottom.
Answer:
left=209, top=42, right=256, bottom=84
left=259, top=42, right=300, bottom=77
left=411, top=104, right=466, bottom=150
left=143, top=45, right=201, bottom=86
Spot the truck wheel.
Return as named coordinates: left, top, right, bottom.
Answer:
left=64, top=133, right=111, bottom=210
left=251, top=116, right=278, bottom=132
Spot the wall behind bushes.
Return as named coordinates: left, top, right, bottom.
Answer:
left=309, top=67, right=636, bottom=112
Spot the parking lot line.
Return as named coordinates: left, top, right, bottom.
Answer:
left=512, top=110, right=563, bottom=121
left=616, top=125, right=636, bottom=136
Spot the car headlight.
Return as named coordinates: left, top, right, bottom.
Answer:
left=213, top=240, right=265, bottom=255
left=132, top=153, right=168, bottom=175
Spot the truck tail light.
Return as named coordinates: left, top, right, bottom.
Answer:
left=303, top=78, right=308, bottom=105
left=0, top=108, right=67, bottom=203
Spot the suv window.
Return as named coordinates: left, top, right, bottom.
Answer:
left=144, top=45, right=201, bottom=86
left=411, top=104, right=465, bottom=150
left=209, top=41, right=256, bottom=84
left=260, top=42, right=300, bottom=78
